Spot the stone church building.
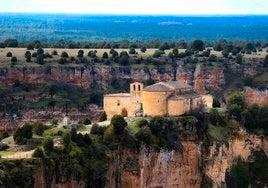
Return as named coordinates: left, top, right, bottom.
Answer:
left=103, top=81, right=212, bottom=119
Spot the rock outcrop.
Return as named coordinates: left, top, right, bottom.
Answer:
left=105, top=129, right=268, bottom=188
left=243, top=87, right=268, bottom=106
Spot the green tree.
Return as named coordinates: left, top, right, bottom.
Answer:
left=4, top=39, right=18, bottom=47
left=36, top=54, right=44, bottom=64
left=140, top=46, right=147, bottom=53
left=26, top=44, right=34, bottom=50
left=222, top=49, right=229, bottom=58
left=6, top=52, right=12, bottom=57
left=43, top=137, right=54, bottom=153
left=129, top=48, right=136, bottom=54
left=227, top=92, right=247, bottom=121
left=102, top=52, right=108, bottom=58
left=37, top=47, right=44, bottom=55
left=111, top=115, right=127, bottom=135
left=264, top=54, right=268, bottom=67
left=236, top=54, right=243, bottom=64
left=13, top=123, right=33, bottom=144
left=77, top=50, right=84, bottom=57
left=61, top=51, right=69, bottom=58
left=33, top=120, right=45, bottom=136
left=136, top=119, right=149, bottom=128
left=83, top=118, right=91, bottom=125
left=25, top=51, right=31, bottom=62
left=226, top=160, right=250, bottom=188
left=99, top=111, right=107, bottom=122
left=62, top=132, right=71, bottom=148
left=153, top=50, right=165, bottom=58
left=191, top=40, right=205, bottom=51
left=32, top=147, right=44, bottom=158
left=11, top=56, right=17, bottom=63
left=135, top=126, right=153, bottom=145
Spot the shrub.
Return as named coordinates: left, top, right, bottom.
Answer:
left=153, top=50, right=165, bottom=58
left=13, top=123, right=33, bottom=145
left=6, top=52, right=12, bottom=57
left=83, top=118, right=91, bottom=125
left=61, top=51, right=69, bottom=58
left=51, top=50, right=58, bottom=55
left=99, top=111, right=107, bottom=122
left=43, top=137, right=54, bottom=153
left=32, top=147, right=44, bottom=158
left=103, top=125, right=115, bottom=142
left=91, top=123, right=105, bottom=135
left=135, top=126, right=152, bottom=145
left=1, top=130, right=9, bottom=139
left=111, top=115, right=127, bottom=135
left=0, top=143, right=9, bottom=151
left=136, top=119, right=149, bottom=128
left=33, top=120, right=45, bottom=136
left=11, top=56, right=17, bottom=63
left=51, top=118, right=58, bottom=125
left=37, top=47, right=44, bottom=55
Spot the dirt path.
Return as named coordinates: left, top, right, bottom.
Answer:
left=1, top=150, right=34, bottom=159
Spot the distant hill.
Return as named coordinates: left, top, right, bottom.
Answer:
left=0, top=14, right=268, bottom=41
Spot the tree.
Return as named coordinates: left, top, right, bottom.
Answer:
left=6, top=52, right=12, bottom=57
left=135, top=126, right=152, bottom=145
left=77, top=50, right=84, bottom=58
left=62, top=132, right=71, bottom=148
left=227, top=92, right=247, bottom=121
left=13, top=123, right=33, bottom=144
left=102, top=52, right=108, bottom=58
left=4, top=39, right=18, bottom=47
left=51, top=50, right=58, bottom=55
left=36, top=55, right=44, bottom=65
left=43, top=137, right=54, bottom=153
left=222, top=49, right=229, bottom=58
left=37, top=47, right=44, bottom=55
left=191, top=40, right=205, bottom=51
left=136, top=119, right=149, bottom=128
left=33, top=120, right=45, bottom=136
left=236, top=54, right=243, bottom=64
left=61, top=51, right=69, bottom=58
left=83, top=118, right=91, bottom=125
left=153, top=50, right=165, bottom=58
left=32, top=147, right=44, bottom=158
left=25, top=51, right=31, bottom=62
left=159, top=42, right=170, bottom=51
left=11, top=56, right=17, bottom=63
left=111, top=115, right=127, bottom=135
left=140, top=46, right=147, bottom=53
left=99, top=111, right=107, bottom=122
left=264, top=54, right=268, bottom=67
left=26, top=44, right=34, bottom=50
left=129, top=48, right=136, bottom=54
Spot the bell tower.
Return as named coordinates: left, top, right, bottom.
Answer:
left=130, top=82, right=143, bottom=116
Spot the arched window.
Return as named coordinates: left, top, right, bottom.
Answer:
left=138, top=84, right=141, bottom=91
left=133, top=85, right=136, bottom=91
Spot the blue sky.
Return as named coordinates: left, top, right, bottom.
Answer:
left=0, top=0, right=267, bottom=15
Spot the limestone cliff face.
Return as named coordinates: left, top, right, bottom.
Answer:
left=106, top=130, right=268, bottom=188
left=194, top=66, right=225, bottom=94
left=243, top=87, right=268, bottom=106
left=205, top=130, right=268, bottom=188
left=106, top=141, right=202, bottom=188
left=0, top=65, right=224, bottom=94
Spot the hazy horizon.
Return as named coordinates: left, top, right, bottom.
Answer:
left=0, top=0, right=267, bottom=15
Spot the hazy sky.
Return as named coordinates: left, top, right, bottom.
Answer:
left=0, top=0, right=267, bottom=15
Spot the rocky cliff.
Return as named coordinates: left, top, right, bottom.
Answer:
left=243, top=87, right=268, bottom=105
left=0, top=65, right=225, bottom=94
left=105, top=129, right=268, bottom=188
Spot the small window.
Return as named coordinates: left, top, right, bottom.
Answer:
left=133, top=85, right=136, bottom=91
left=117, top=100, right=120, bottom=106
left=138, top=84, right=141, bottom=91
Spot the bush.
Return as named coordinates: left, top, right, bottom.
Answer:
left=13, top=123, right=33, bottom=145
left=0, top=143, right=9, bottom=151
left=135, top=126, right=152, bottom=145
left=33, top=120, right=45, bottom=136
left=43, top=137, right=54, bottom=153
left=99, top=111, right=107, bottom=122
left=91, top=123, right=105, bottom=135
left=51, top=50, right=58, bottom=55
left=83, top=118, right=91, bottom=125
left=1, top=130, right=9, bottom=139
left=32, top=146, right=44, bottom=158
left=153, top=50, right=165, bottom=58
left=11, top=56, right=17, bottom=63
left=111, top=115, right=127, bottom=135
left=51, top=118, right=58, bottom=125
left=61, top=51, right=69, bottom=58
left=103, top=125, right=115, bottom=142
left=136, top=119, right=149, bottom=128
left=37, top=48, right=44, bottom=55
left=6, top=52, right=12, bottom=57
